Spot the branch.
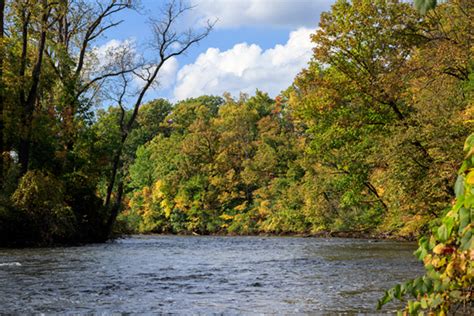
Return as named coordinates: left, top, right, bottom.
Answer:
left=25, top=0, right=50, bottom=113
left=75, top=1, right=130, bottom=78
left=75, top=66, right=138, bottom=100
left=104, top=0, right=213, bottom=237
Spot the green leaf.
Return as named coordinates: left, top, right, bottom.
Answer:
left=427, top=269, right=440, bottom=280
left=408, top=300, right=421, bottom=314
left=450, top=290, right=462, bottom=299
left=437, top=224, right=448, bottom=242
left=431, top=294, right=443, bottom=307
left=458, top=207, right=470, bottom=232
left=413, top=277, right=425, bottom=295
left=465, top=192, right=474, bottom=205
left=414, top=246, right=428, bottom=260
left=429, top=235, right=437, bottom=250
left=466, top=170, right=474, bottom=185
left=460, top=231, right=472, bottom=251
left=377, top=291, right=393, bottom=309
left=420, top=298, right=428, bottom=309
left=454, top=175, right=465, bottom=198
left=442, top=216, right=455, bottom=239
left=464, top=134, right=474, bottom=153
left=419, top=236, right=428, bottom=247
left=394, top=284, right=403, bottom=300
left=433, top=279, right=442, bottom=291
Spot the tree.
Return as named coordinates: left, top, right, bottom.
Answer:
left=102, top=1, right=214, bottom=237
left=0, top=0, right=134, bottom=177
left=0, top=0, right=213, bottom=245
left=287, top=0, right=473, bottom=237
left=378, top=134, right=474, bottom=314
left=125, top=96, right=225, bottom=234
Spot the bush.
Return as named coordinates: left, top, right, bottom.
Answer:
left=11, top=170, right=77, bottom=244
left=378, top=135, right=474, bottom=315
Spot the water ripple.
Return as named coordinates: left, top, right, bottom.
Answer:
left=0, top=236, right=423, bottom=314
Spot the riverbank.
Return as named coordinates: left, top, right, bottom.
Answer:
left=114, top=229, right=418, bottom=243
left=0, top=226, right=417, bottom=248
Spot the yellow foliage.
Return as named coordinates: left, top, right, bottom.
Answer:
left=220, top=214, right=234, bottom=221
left=466, top=170, right=474, bottom=185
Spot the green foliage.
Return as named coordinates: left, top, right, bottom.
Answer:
left=119, top=1, right=472, bottom=238
left=378, top=135, right=474, bottom=314
left=11, top=171, right=76, bottom=243
left=289, top=0, right=472, bottom=238
left=0, top=0, right=472, bottom=247
left=123, top=93, right=310, bottom=235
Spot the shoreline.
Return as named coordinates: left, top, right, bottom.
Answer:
left=115, top=230, right=418, bottom=242
left=0, top=230, right=418, bottom=249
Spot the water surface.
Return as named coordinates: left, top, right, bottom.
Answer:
left=0, top=236, right=423, bottom=314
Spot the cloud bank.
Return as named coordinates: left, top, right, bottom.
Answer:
left=173, top=27, right=314, bottom=100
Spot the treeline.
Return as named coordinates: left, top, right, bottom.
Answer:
left=117, top=0, right=472, bottom=238
left=0, top=0, right=472, bottom=246
left=119, top=93, right=309, bottom=234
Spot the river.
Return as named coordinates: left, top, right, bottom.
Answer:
left=0, top=235, right=423, bottom=314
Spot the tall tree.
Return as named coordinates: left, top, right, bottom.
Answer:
left=103, top=1, right=214, bottom=237
left=50, top=0, right=133, bottom=154
left=17, top=0, right=51, bottom=175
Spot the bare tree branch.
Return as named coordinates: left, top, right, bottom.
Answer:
left=104, top=0, right=213, bottom=236
left=75, top=1, right=131, bottom=78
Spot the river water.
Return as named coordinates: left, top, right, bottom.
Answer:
left=0, top=236, right=423, bottom=314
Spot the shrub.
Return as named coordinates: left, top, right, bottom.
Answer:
left=378, top=135, right=474, bottom=314
left=12, top=170, right=76, bottom=243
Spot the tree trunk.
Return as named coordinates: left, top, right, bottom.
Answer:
left=104, top=138, right=125, bottom=208
left=364, top=181, right=388, bottom=212
left=104, top=180, right=124, bottom=238
left=18, top=0, right=49, bottom=175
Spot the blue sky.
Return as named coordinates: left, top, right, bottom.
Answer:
left=97, top=0, right=334, bottom=103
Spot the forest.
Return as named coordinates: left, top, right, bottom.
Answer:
left=0, top=0, right=472, bottom=313
left=2, top=0, right=471, bottom=242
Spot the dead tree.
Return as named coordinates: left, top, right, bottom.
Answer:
left=103, top=0, right=214, bottom=237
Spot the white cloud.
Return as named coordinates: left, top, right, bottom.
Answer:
left=90, top=39, right=179, bottom=91
left=83, top=39, right=137, bottom=85
left=190, top=0, right=333, bottom=28
left=93, top=39, right=126, bottom=61
left=156, top=58, right=180, bottom=89
left=90, top=39, right=136, bottom=68
left=173, top=27, right=314, bottom=100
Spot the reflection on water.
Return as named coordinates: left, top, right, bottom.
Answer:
left=0, top=236, right=423, bottom=314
